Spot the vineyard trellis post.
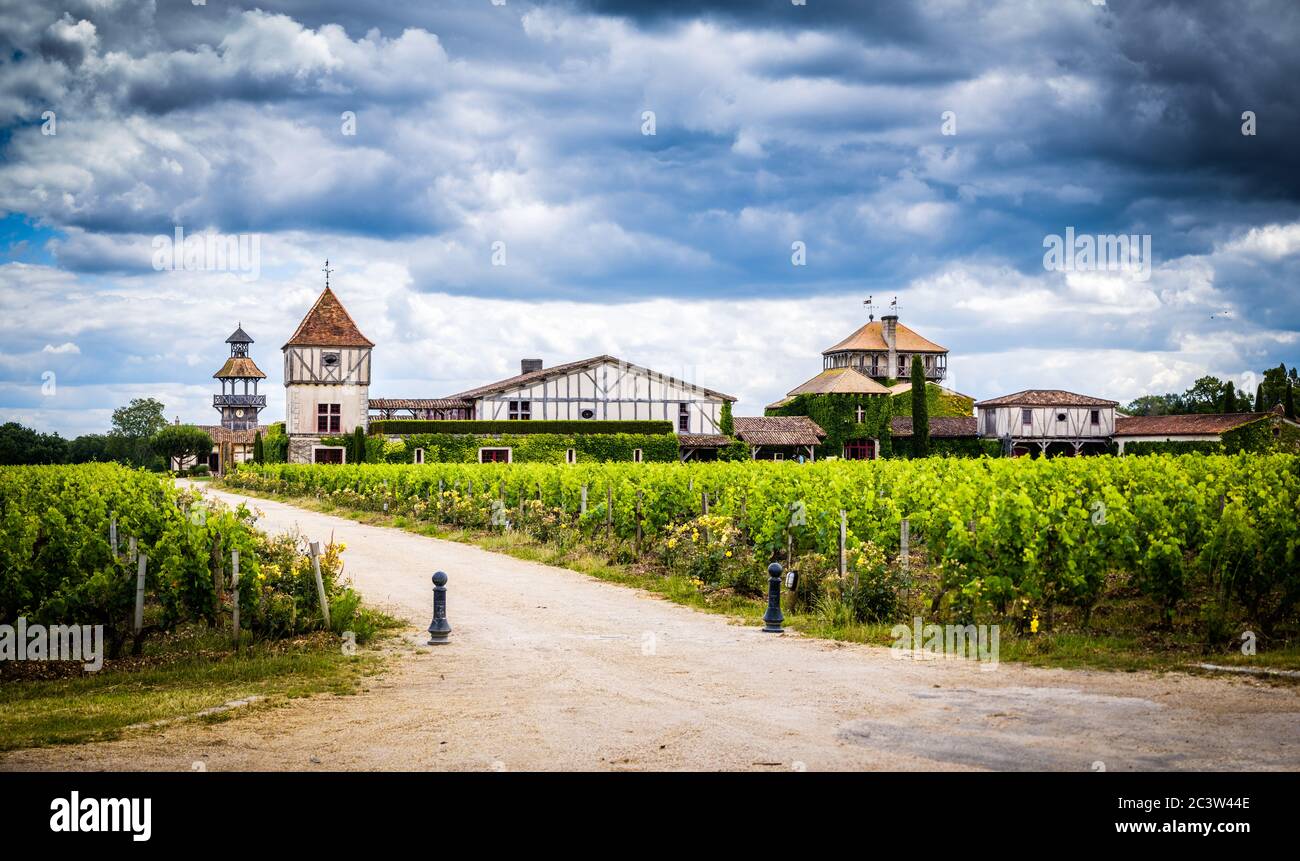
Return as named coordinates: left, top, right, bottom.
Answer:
left=900, top=518, right=910, bottom=572
left=133, top=553, right=147, bottom=634
left=310, top=541, right=331, bottom=630
left=128, top=536, right=137, bottom=564
left=580, top=484, right=588, bottom=516
left=231, top=549, right=240, bottom=650
left=109, top=513, right=118, bottom=560
left=606, top=486, right=613, bottom=539
left=839, top=510, right=847, bottom=579
left=635, top=491, right=643, bottom=553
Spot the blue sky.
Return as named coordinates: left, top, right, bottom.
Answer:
left=1, top=0, right=1298, bottom=436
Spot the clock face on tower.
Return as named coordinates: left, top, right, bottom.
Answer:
left=235, top=409, right=245, bottom=417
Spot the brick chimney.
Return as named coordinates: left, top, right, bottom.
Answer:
left=521, top=358, right=543, bottom=374
left=881, top=315, right=898, bottom=378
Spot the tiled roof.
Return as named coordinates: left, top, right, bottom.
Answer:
left=733, top=416, right=826, bottom=447
left=369, top=398, right=474, bottom=410
left=212, top=356, right=267, bottom=379
left=447, top=355, right=737, bottom=402
left=677, top=433, right=731, bottom=448
left=824, top=320, right=947, bottom=355
left=196, top=425, right=271, bottom=445
left=975, top=389, right=1118, bottom=408
left=785, top=367, right=892, bottom=397
left=283, top=287, right=374, bottom=349
left=890, top=416, right=979, bottom=438
left=1113, top=413, right=1269, bottom=436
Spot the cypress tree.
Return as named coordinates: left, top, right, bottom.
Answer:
left=1255, top=383, right=1265, bottom=412
left=352, top=426, right=367, bottom=463
left=252, top=430, right=264, bottom=464
left=910, top=356, right=929, bottom=457
left=1286, top=382, right=1296, bottom=419
left=719, top=401, right=734, bottom=436
left=1221, top=381, right=1235, bottom=414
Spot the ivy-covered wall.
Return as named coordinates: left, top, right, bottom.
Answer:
left=765, top=383, right=975, bottom=459
left=330, top=432, right=682, bottom=463
left=1119, top=418, right=1278, bottom=456
left=766, top=393, right=893, bottom=458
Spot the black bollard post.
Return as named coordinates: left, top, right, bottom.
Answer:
left=762, top=562, right=785, bottom=633
left=427, top=571, right=451, bottom=645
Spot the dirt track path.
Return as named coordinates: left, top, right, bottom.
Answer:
left=4, top=483, right=1298, bottom=772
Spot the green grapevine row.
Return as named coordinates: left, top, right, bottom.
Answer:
left=226, top=455, right=1300, bottom=629
left=0, top=464, right=356, bottom=656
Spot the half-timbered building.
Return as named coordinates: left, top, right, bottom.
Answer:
left=393, top=356, right=737, bottom=434
left=974, top=390, right=1117, bottom=456
left=283, top=272, right=374, bottom=463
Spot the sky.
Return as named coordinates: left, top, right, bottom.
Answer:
left=1, top=0, right=1298, bottom=437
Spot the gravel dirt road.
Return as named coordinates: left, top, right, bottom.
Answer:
left=3, top=483, right=1297, bottom=772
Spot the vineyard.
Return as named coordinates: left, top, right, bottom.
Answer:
left=225, top=455, right=1300, bottom=640
left=0, top=464, right=372, bottom=659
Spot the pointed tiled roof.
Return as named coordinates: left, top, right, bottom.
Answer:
left=824, top=321, right=947, bottom=354
left=226, top=324, right=254, bottom=344
left=785, top=367, right=892, bottom=397
left=283, top=287, right=374, bottom=349
left=213, top=356, right=267, bottom=379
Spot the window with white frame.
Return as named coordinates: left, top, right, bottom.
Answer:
left=413, top=447, right=425, bottom=464
left=508, top=400, right=531, bottom=420
left=565, top=448, right=576, bottom=464
left=632, top=448, right=643, bottom=463
left=678, top=402, right=690, bottom=432
left=479, top=448, right=511, bottom=463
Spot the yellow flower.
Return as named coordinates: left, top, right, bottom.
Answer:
left=725, top=550, right=732, bottom=558
left=1030, top=613, right=1040, bottom=634
left=667, top=538, right=677, bottom=549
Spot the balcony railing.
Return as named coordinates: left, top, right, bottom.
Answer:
left=214, top=394, right=267, bottom=408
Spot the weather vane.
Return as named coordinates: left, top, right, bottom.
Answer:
left=864, top=295, right=875, bottom=321
left=322, top=259, right=333, bottom=289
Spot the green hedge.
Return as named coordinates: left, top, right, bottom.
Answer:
left=1121, top=419, right=1274, bottom=457
left=369, top=419, right=675, bottom=436
left=894, top=439, right=1003, bottom=457
left=1122, top=440, right=1224, bottom=456
left=356, top=432, right=680, bottom=463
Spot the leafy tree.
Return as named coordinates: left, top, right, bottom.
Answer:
left=1123, top=394, right=1183, bottom=416
left=150, top=425, right=214, bottom=470
left=719, top=401, right=734, bottom=436
left=0, top=422, right=68, bottom=464
left=910, top=356, right=929, bottom=457
left=1183, top=376, right=1228, bottom=413
left=110, top=398, right=168, bottom=468
left=112, top=397, right=168, bottom=438
left=69, top=433, right=110, bottom=463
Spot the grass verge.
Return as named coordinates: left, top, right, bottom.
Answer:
left=0, top=623, right=400, bottom=752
